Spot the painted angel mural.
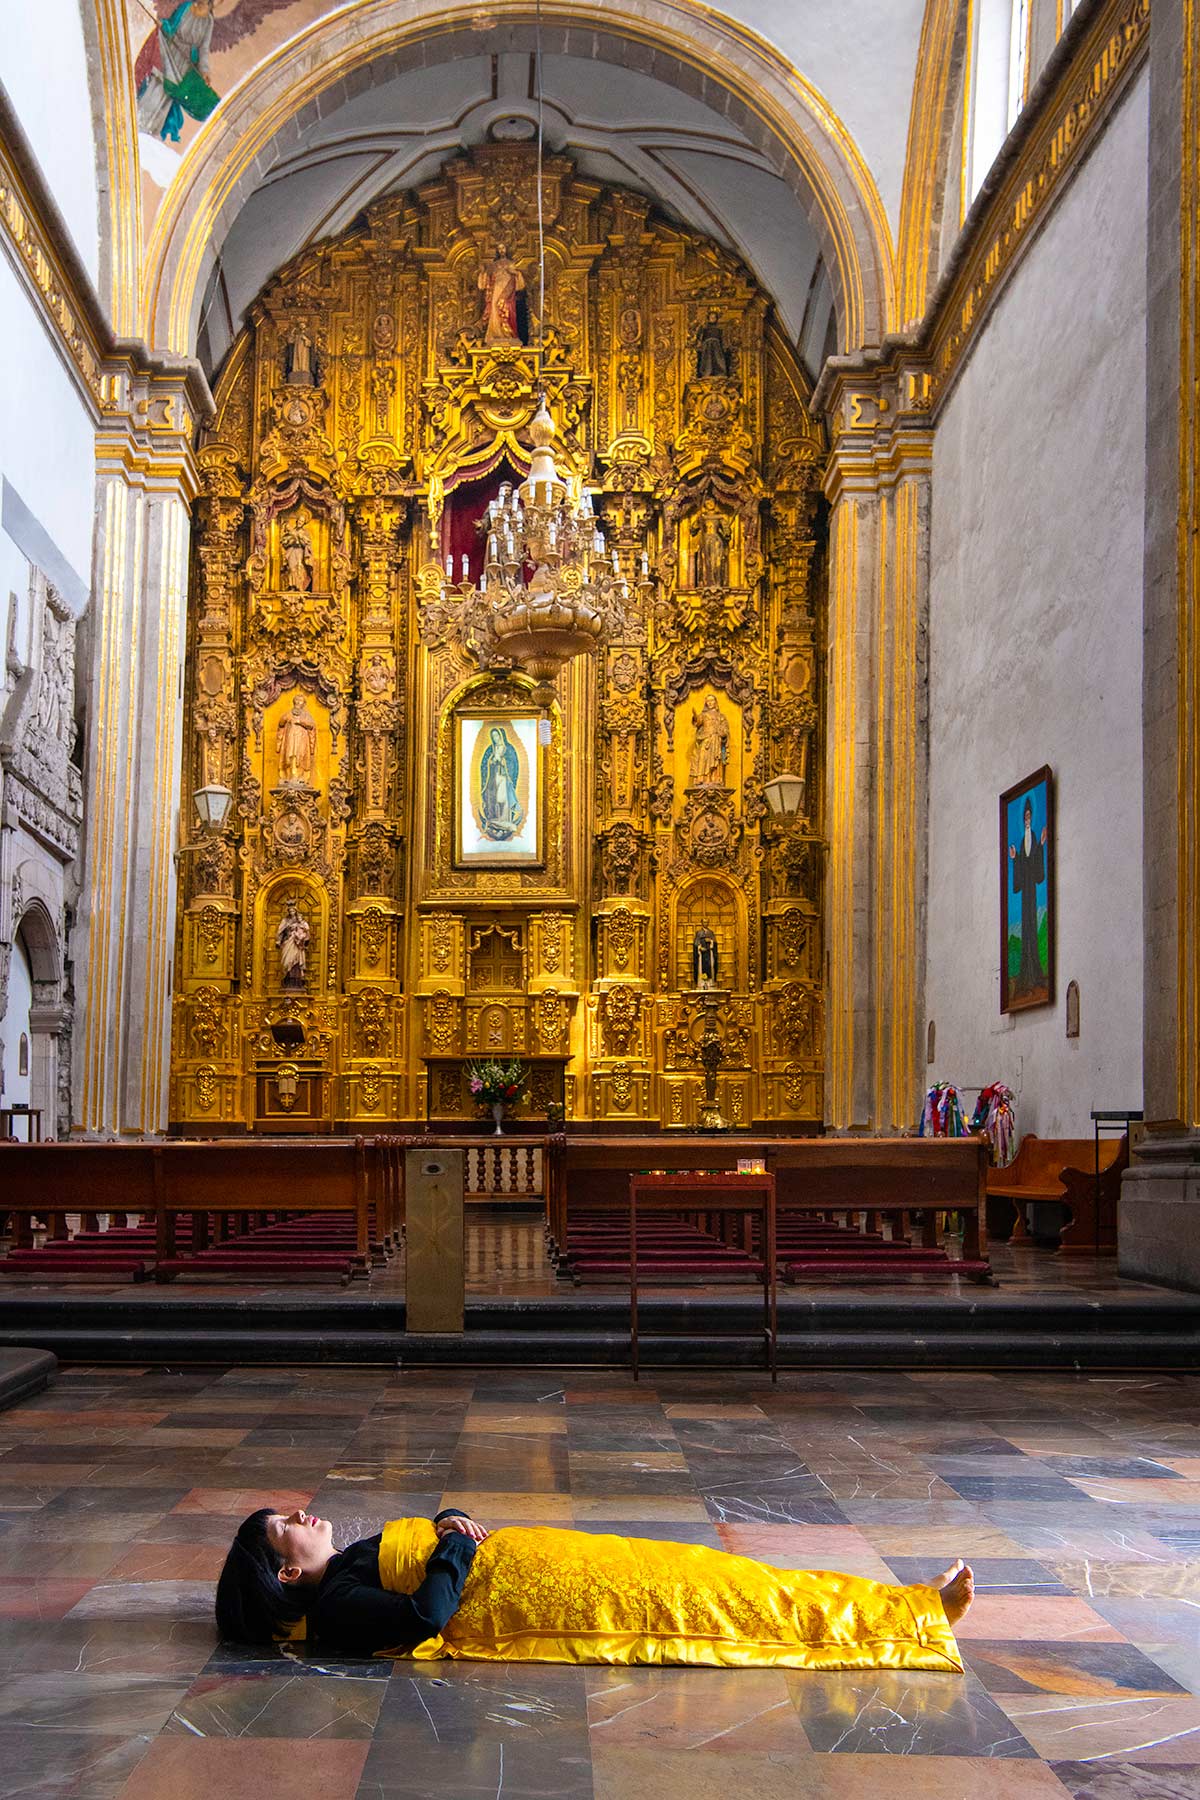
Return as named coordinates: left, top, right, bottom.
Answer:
left=135, top=0, right=300, bottom=143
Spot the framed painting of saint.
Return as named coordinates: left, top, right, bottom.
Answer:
left=999, top=765, right=1054, bottom=1014
left=455, top=712, right=543, bottom=867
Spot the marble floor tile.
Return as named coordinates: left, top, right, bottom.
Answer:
left=1000, top=1696, right=1200, bottom=1763
left=590, top=1745, right=827, bottom=1800
left=115, top=1735, right=370, bottom=1799
left=784, top=1668, right=1036, bottom=1757
left=0, top=1672, right=189, bottom=1734
left=953, top=1597, right=1125, bottom=1642
left=964, top=1640, right=1186, bottom=1699
left=586, top=1664, right=809, bottom=1752
left=165, top=1672, right=384, bottom=1737
left=0, top=1726, right=155, bottom=1799
left=1050, top=1761, right=1200, bottom=1796
left=0, top=1575, right=98, bottom=1617
left=818, top=1756, right=1075, bottom=1797
left=884, top=1556, right=1070, bottom=1594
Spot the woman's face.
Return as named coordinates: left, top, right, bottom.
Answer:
left=265, top=1508, right=333, bottom=1569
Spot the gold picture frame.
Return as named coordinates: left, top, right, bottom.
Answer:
left=454, top=711, right=544, bottom=867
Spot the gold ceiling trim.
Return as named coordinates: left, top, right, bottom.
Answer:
left=140, top=0, right=894, bottom=358
left=896, top=0, right=961, bottom=329
left=0, top=106, right=106, bottom=410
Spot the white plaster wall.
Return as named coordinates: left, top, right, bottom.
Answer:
left=0, top=0, right=99, bottom=282
left=1, top=932, right=32, bottom=1108
left=707, top=0, right=926, bottom=231
left=0, top=254, right=95, bottom=650
left=925, top=66, right=1148, bottom=1137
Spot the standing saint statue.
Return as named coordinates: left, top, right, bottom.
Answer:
left=694, top=310, right=731, bottom=379
left=692, top=921, right=719, bottom=990
left=688, top=694, right=731, bottom=787
left=276, top=693, right=317, bottom=786
left=477, top=245, right=527, bottom=345
left=276, top=901, right=311, bottom=990
left=280, top=517, right=313, bottom=593
left=692, top=505, right=731, bottom=589
left=284, top=320, right=318, bottom=386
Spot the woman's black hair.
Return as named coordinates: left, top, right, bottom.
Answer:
left=215, top=1506, right=310, bottom=1645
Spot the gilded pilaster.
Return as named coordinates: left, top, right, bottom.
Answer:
left=821, top=365, right=932, bottom=1132
left=75, top=365, right=205, bottom=1134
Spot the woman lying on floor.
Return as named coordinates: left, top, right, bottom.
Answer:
left=216, top=1506, right=974, bottom=1672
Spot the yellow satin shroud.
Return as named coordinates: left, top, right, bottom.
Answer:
left=377, top=1518, right=963, bottom=1673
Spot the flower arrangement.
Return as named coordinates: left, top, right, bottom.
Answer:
left=466, top=1058, right=527, bottom=1108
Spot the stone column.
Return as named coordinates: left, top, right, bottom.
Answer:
left=1121, top=0, right=1200, bottom=1285
left=72, top=360, right=206, bottom=1135
left=817, top=358, right=932, bottom=1132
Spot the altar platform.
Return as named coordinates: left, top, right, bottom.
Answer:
left=0, top=1215, right=1197, bottom=1371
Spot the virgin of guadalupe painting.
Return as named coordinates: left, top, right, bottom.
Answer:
left=1000, top=766, right=1054, bottom=1014
left=456, top=713, right=541, bottom=866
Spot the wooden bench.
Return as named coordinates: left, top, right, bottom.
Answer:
left=560, top=1135, right=992, bottom=1282
left=986, top=1133, right=1128, bottom=1253
left=0, top=1138, right=398, bottom=1281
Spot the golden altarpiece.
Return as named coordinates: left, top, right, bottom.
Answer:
left=170, top=147, right=826, bottom=1132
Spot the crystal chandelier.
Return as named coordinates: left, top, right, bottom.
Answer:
left=435, top=2, right=653, bottom=720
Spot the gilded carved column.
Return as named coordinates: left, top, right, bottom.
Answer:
left=817, top=359, right=932, bottom=1131
left=73, top=363, right=207, bottom=1134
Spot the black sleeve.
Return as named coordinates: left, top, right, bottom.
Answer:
left=315, top=1531, right=478, bottom=1655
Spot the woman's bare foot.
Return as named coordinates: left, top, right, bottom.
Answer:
left=934, top=1559, right=974, bottom=1626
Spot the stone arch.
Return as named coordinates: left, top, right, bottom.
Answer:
left=141, top=0, right=895, bottom=360
left=8, top=895, right=66, bottom=1138
left=673, top=874, right=743, bottom=992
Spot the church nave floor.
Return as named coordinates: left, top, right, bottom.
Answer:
left=1, top=1365, right=1199, bottom=1796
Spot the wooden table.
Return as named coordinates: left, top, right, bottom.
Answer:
left=1, top=1107, right=42, bottom=1142
left=628, top=1170, right=777, bottom=1380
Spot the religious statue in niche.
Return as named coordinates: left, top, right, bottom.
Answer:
left=692, top=921, right=719, bottom=990
left=283, top=320, right=320, bottom=387
left=280, top=516, right=313, bottom=593
left=691, top=502, right=731, bottom=590
left=694, top=309, right=732, bottom=379
left=276, top=901, right=310, bottom=989
left=477, top=245, right=528, bottom=345
left=688, top=694, right=730, bottom=787
left=479, top=725, right=525, bottom=841
left=275, top=693, right=317, bottom=786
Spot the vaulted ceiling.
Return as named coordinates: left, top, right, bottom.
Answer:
left=197, top=49, right=840, bottom=379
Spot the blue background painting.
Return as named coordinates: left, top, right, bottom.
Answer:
left=1005, top=776, right=1050, bottom=986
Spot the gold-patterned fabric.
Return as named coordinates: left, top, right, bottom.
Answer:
left=376, top=1517, right=963, bottom=1672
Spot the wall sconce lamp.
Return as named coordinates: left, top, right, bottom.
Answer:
left=762, top=773, right=807, bottom=821
left=193, top=784, right=234, bottom=831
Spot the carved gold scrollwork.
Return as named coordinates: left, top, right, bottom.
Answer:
left=607, top=906, right=635, bottom=970
left=190, top=986, right=224, bottom=1056
left=600, top=985, right=642, bottom=1057
left=354, top=986, right=390, bottom=1055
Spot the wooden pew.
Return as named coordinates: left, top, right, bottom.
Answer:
left=0, top=1141, right=159, bottom=1259
left=560, top=1134, right=991, bottom=1282
left=153, top=1138, right=372, bottom=1281
left=0, top=1138, right=390, bottom=1282
left=987, top=1134, right=1128, bottom=1253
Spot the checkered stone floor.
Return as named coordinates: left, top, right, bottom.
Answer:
left=1, top=1365, right=1198, bottom=1798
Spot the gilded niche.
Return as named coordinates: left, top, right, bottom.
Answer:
left=171, top=144, right=825, bottom=1131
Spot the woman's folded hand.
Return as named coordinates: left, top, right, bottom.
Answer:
left=435, top=1513, right=491, bottom=1544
